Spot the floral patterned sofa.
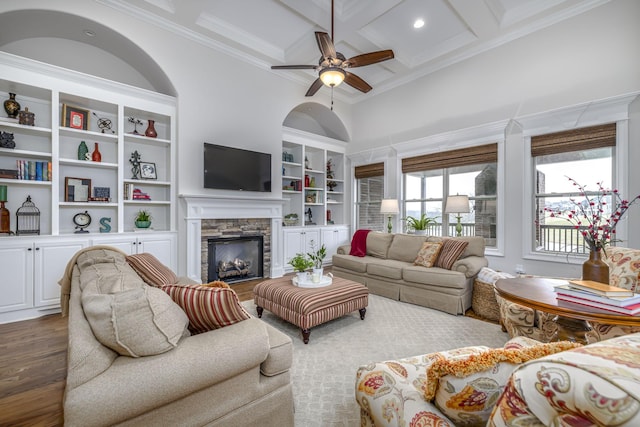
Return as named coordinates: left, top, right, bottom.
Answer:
left=355, top=332, right=640, bottom=426
left=496, top=246, right=640, bottom=343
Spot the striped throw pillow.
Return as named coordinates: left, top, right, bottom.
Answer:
left=434, top=239, right=469, bottom=270
left=161, top=284, right=251, bottom=334
left=126, top=253, right=177, bottom=288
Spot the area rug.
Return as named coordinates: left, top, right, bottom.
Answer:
left=242, top=293, right=509, bottom=426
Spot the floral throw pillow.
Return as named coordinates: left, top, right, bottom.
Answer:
left=434, top=239, right=469, bottom=270
left=414, top=241, right=443, bottom=268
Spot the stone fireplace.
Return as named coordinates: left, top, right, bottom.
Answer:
left=202, top=219, right=269, bottom=283
left=182, top=195, right=285, bottom=283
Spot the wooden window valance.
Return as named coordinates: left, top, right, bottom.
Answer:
left=531, top=123, right=616, bottom=157
left=401, top=143, right=498, bottom=174
left=355, top=162, right=384, bottom=179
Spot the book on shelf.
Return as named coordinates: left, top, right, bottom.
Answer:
left=557, top=294, right=640, bottom=316
left=567, top=280, right=634, bottom=297
left=554, top=285, right=640, bottom=307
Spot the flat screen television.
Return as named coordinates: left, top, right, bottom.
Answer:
left=203, top=143, right=272, bottom=192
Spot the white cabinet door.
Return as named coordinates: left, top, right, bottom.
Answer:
left=283, top=227, right=320, bottom=270
left=284, top=228, right=305, bottom=266
left=34, top=239, right=88, bottom=307
left=90, top=236, right=137, bottom=255
left=0, top=244, right=33, bottom=313
left=321, top=226, right=350, bottom=262
left=137, top=233, right=176, bottom=271
left=302, top=228, right=321, bottom=254
left=92, top=232, right=176, bottom=272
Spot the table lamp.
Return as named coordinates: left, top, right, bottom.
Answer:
left=444, top=195, right=470, bottom=236
left=0, top=185, right=9, bottom=234
left=380, top=199, right=399, bottom=233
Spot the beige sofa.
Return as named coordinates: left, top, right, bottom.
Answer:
left=332, top=232, right=487, bottom=315
left=61, top=247, right=294, bottom=427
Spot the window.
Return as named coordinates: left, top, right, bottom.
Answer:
left=402, top=144, right=497, bottom=245
left=533, top=123, right=616, bottom=255
left=354, top=162, right=384, bottom=230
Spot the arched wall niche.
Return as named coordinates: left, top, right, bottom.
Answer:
left=0, top=9, right=175, bottom=96
left=283, top=102, right=350, bottom=142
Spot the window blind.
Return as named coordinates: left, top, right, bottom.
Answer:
left=401, top=143, right=497, bottom=173
left=355, top=162, right=384, bottom=179
left=531, top=123, right=616, bottom=157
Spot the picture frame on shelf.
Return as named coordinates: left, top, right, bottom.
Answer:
left=65, top=177, right=91, bottom=202
left=62, top=104, right=89, bottom=130
left=139, top=162, right=157, bottom=179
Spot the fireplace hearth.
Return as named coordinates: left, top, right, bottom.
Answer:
left=208, top=235, right=264, bottom=283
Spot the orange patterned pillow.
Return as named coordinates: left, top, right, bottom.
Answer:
left=414, top=242, right=443, bottom=267
left=161, top=284, right=250, bottom=334
left=203, top=280, right=230, bottom=288
left=434, top=239, right=469, bottom=270
left=126, top=253, right=177, bottom=288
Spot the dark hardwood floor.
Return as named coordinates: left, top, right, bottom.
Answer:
left=0, top=278, right=263, bottom=427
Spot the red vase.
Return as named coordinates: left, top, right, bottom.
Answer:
left=145, top=119, right=157, bottom=138
left=92, top=143, right=102, bottom=162
left=582, top=249, right=609, bottom=284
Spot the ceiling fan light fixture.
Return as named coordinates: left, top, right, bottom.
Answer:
left=319, top=67, right=346, bottom=87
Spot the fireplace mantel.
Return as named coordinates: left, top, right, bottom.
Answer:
left=181, top=195, right=285, bottom=282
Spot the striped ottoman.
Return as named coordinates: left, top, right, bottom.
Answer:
left=253, top=276, right=369, bottom=344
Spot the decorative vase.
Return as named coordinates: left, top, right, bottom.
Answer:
left=582, top=249, right=609, bottom=284
left=144, top=119, right=157, bottom=138
left=4, top=93, right=20, bottom=118
left=78, top=141, right=89, bottom=160
left=296, top=271, right=309, bottom=284
left=91, top=142, right=102, bottom=162
left=135, top=220, right=151, bottom=229
left=312, top=267, right=323, bottom=283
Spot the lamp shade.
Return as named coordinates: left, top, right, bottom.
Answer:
left=444, top=195, right=470, bottom=214
left=319, top=67, right=346, bottom=87
left=380, top=199, right=399, bottom=214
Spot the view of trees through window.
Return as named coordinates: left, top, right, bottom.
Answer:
left=534, top=147, right=613, bottom=254
left=403, top=163, right=497, bottom=246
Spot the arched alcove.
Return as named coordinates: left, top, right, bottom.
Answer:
left=0, top=9, right=175, bottom=96
left=283, top=102, right=350, bottom=142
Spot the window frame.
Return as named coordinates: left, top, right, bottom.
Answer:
left=402, top=164, right=498, bottom=243
left=522, top=120, right=629, bottom=264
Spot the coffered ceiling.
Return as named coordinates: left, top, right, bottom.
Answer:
left=95, top=0, right=608, bottom=101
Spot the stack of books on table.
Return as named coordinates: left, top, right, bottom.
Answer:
left=554, top=280, right=640, bottom=316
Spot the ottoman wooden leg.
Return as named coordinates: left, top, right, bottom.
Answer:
left=256, top=306, right=263, bottom=318
left=301, top=328, right=310, bottom=344
left=359, top=308, right=366, bottom=320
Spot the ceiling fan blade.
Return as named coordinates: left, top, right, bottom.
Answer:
left=271, top=65, right=317, bottom=70
left=305, top=78, right=324, bottom=97
left=345, top=50, right=395, bottom=68
left=344, top=72, right=372, bottom=93
left=315, top=32, right=337, bottom=61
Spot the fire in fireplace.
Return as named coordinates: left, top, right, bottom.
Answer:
left=208, top=235, right=264, bottom=284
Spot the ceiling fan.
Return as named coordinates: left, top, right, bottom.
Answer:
left=271, top=0, right=394, bottom=97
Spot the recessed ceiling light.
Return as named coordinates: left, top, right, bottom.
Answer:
left=83, top=30, right=96, bottom=37
left=413, top=18, right=425, bottom=29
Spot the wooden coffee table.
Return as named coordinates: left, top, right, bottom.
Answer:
left=495, top=277, right=640, bottom=343
left=253, top=275, right=369, bottom=344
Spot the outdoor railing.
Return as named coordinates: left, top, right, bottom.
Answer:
left=537, top=224, right=588, bottom=254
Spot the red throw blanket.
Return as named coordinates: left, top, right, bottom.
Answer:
left=349, top=229, right=371, bottom=257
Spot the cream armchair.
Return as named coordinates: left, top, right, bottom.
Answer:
left=355, top=334, right=640, bottom=426
left=497, top=246, right=640, bottom=344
